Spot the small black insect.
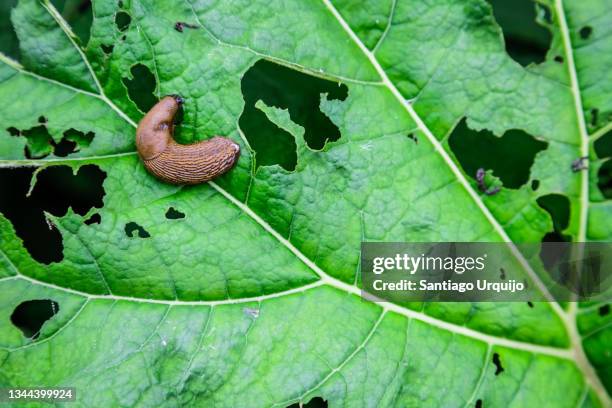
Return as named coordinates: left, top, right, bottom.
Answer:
left=174, top=22, right=199, bottom=32
left=571, top=156, right=589, bottom=172
left=476, top=168, right=501, bottom=196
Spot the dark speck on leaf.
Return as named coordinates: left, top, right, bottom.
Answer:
left=579, top=26, right=593, bottom=40
left=492, top=353, right=504, bottom=375
left=174, top=22, right=199, bottom=32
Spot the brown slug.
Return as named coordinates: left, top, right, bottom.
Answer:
left=136, top=95, right=240, bottom=185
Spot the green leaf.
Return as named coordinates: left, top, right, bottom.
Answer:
left=0, top=0, right=610, bottom=406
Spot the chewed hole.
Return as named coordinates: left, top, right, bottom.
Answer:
left=125, top=222, right=150, bottom=238
left=531, top=179, right=540, bottom=191
left=449, top=118, right=547, bottom=189
left=537, top=194, right=570, bottom=231
left=475, top=400, right=483, bottom=408
left=6, top=127, right=20, bottom=137
left=240, top=59, right=348, bottom=170
left=492, top=352, right=504, bottom=375
left=590, top=108, right=599, bottom=128
left=554, top=55, right=564, bottom=63
left=122, top=63, right=157, bottom=113
left=599, top=305, right=610, bottom=316
left=579, top=26, right=593, bottom=39
left=165, top=207, right=185, bottom=219
left=101, top=44, right=114, bottom=55
left=84, top=213, right=101, bottom=225
left=407, top=133, right=418, bottom=144
left=597, top=160, right=612, bottom=198
left=0, top=165, right=106, bottom=264
left=52, top=138, right=78, bottom=157
left=115, top=11, right=131, bottom=32
left=594, top=130, right=612, bottom=159
left=527, top=301, right=534, bottom=308
left=537, top=194, right=572, bottom=258
left=7, top=125, right=94, bottom=159
left=487, top=0, right=552, bottom=66
left=22, top=125, right=53, bottom=159
left=286, top=397, right=328, bottom=408
left=11, top=299, right=59, bottom=339
left=51, top=128, right=95, bottom=157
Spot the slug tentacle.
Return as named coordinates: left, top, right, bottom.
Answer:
left=136, top=95, right=240, bottom=185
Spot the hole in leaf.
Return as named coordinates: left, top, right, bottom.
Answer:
left=579, top=26, right=593, bottom=40
left=115, top=11, right=131, bottom=32
left=0, top=165, right=106, bottom=264
left=499, top=268, right=506, bottom=280
left=240, top=60, right=348, bottom=170
left=84, top=213, right=101, bottom=225
left=541, top=231, right=571, bottom=245
left=537, top=194, right=570, bottom=232
left=51, top=138, right=78, bottom=157
left=33, top=165, right=105, bottom=215
left=11, top=299, right=59, bottom=339
left=125, top=222, right=150, bottom=238
left=6, top=127, right=20, bottom=137
left=8, top=125, right=94, bottom=158
left=531, top=179, right=540, bottom=191
left=599, top=305, right=610, bottom=316
left=122, top=63, right=157, bottom=113
left=538, top=193, right=572, bottom=267
left=449, top=118, right=548, bottom=189
left=0, top=0, right=20, bottom=59
left=21, top=125, right=53, bottom=159
left=595, top=130, right=612, bottom=159
left=527, top=301, right=534, bottom=308
left=590, top=108, right=599, bottom=128
left=165, top=207, right=185, bottom=219
left=407, top=133, right=418, bottom=144
left=63, top=128, right=95, bottom=148
left=50, top=0, right=93, bottom=44
left=475, top=399, right=483, bottom=408
left=286, top=397, right=328, bottom=408
left=101, top=43, right=114, bottom=55
left=51, top=128, right=94, bottom=157
left=597, top=159, right=612, bottom=199
left=487, top=0, right=552, bottom=66
left=492, top=352, right=504, bottom=375
left=554, top=55, right=564, bottom=63
left=38, top=116, right=47, bottom=124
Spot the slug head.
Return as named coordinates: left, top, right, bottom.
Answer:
left=136, top=95, right=241, bottom=185
left=136, top=95, right=183, bottom=160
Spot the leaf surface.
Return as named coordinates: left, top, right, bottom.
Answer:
left=0, top=0, right=610, bottom=406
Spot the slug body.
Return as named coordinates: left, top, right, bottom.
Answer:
left=136, top=95, right=240, bottom=185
